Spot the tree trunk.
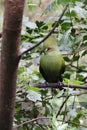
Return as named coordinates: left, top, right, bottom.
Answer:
left=0, top=0, right=25, bottom=130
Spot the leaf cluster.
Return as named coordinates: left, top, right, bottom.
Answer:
left=14, top=1, right=87, bottom=130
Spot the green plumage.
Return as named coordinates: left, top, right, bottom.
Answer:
left=43, top=35, right=58, bottom=50
left=39, top=35, right=65, bottom=83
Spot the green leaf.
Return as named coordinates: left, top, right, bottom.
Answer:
left=71, top=5, right=87, bottom=18
left=81, top=50, right=87, bottom=57
left=18, top=68, right=24, bottom=75
left=59, top=30, right=74, bottom=53
left=33, top=125, right=42, bottom=130
left=42, top=1, right=57, bottom=14
left=71, top=80, right=84, bottom=85
left=66, top=10, right=77, bottom=17
left=42, top=0, right=81, bottom=14
left=36, top=21, right=45, bottom=28
left=71, top=117, right=80, bottom=127
left=27, top=86, right=40, bottom=92
left=63, top=78, right=70, bottom=83
left=24, top=21, right=37, bottom=29
left=75, top=33, right=86, bottom=45
left=28, top=2, right=37, bottom=10
left=64, top=56, right=71, bottom=62
left=27, top=90, right=41, bottom=102
left=68, top=108, right=77, bottom=118
left=73, top=55, right=80, bottom=61
left=56, top=123, right=68, bottom=130
left=78, top=93, right=87, bottom=103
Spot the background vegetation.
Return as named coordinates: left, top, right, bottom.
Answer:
left=0, top=0, right=87, bottom=130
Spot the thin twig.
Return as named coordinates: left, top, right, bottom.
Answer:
left=71, top=64, right=87, bottom=73
left=19, top=4, right=69, bottom=58
left=56, top=95, right=70, bottom=118
left=13, top=117, right=50, bottom=129
left=57, top=119, right=87, bottom=128
left=63, top=103, right=67, bottom=123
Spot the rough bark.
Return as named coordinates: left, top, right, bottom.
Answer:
left=0, top=0, right=25, bottom=130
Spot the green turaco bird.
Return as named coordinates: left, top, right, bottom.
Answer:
left=39, top=35, right=65, bottom=89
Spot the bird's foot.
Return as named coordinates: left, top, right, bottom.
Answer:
left=57, top=81, right=64, bottom=90
left=57, top=81, right=63, bottom=86
left=44, top=81, right=49, bottom=85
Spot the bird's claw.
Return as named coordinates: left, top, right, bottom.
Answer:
left=57, top=82, right=64, bottom=90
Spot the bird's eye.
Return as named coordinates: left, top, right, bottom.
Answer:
left=47, top=47, right=52, bottom=51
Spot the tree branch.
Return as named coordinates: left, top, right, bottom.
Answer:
left=19, top=4, right=69, bottom=58
left=14, top=116, right=87, bottom=129
left=34, top=82, right=87, bottom=90
left=13, top=117, right=50, bottom=129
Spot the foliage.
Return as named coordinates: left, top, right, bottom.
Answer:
left=14, top=0, right=87, bottom=130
